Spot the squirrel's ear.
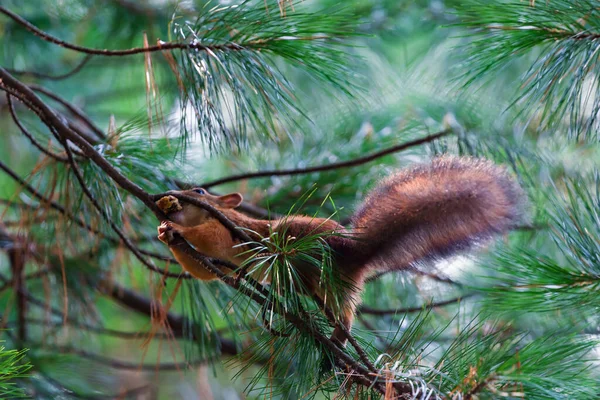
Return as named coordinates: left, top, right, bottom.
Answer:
left=219, top=193, right=243, bottom=208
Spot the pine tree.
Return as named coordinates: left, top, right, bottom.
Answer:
left=0, top=0, right=599, bottom=398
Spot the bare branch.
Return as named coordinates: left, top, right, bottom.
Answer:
left=6, top=54, right=92, bottom=81
left=366, top=266, right=464, bottom=285
left=358, top=294, right=475, bottom=316
left=106, top=283, right=238, bottom=355
left=201, top=129, right=453, bottom=188
left=34, top=343, right=209, bottom=371
left=8, top=237, right=27, bottom=342
left=41, top=374, right=152, bottom=400
left=6, top=94, right=68, bottom=162
left=7, top=318, right=172, bottom=340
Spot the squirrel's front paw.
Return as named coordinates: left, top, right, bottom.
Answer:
left=157, top=221, right=175, bottom=244
left=156, top=195, right=182, bottom=214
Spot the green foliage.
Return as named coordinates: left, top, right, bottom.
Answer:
left=455, top=0, right=600, bottom=140
left=0, top=341, right=30, bottom=398
left=171, top=0, right=360, bottom=153
left=240, top=189, right=350, bottom=319
left=479, top=175, right=600, bottom=314
left=430, top=320, right=598, bottom=399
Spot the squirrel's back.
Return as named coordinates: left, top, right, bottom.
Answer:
left=347, top=156, right=527, bottom=277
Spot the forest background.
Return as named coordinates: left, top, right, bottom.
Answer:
left=0, top=0, right=599, bottom=399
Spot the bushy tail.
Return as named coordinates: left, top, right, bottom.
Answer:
left=349, top=156, right=527, bottom=275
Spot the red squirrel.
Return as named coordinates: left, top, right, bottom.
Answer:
left=156, top=156, right=526, bottom=345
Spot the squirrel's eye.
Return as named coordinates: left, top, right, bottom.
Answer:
left=194, top=188, right=206, bottom=195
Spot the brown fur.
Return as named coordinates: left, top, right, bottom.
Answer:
left=350, top=156, right=527, bottom=279
left=157, top=156, right=527, bottom=345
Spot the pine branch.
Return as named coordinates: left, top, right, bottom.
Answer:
left=0, top=4, right=344, bottom=57
left=456, top=0, right=600, bottom=139
left=0, top=341, right=30, bottom=398
left=1, top=4, right=359, bottom=152
left=169, top=241, right=407, bottom=395
left=0, top=6, right=263, bottom=56
left=0, top=67, right=162, bottom=214
left=59, top=135, right=183, bottom=278
left=0, top=66, right=413, bottom=397
left=480, top=175, right=600, bottom=313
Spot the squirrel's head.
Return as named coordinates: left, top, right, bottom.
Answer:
left=156, top=188, right=243, bottom=227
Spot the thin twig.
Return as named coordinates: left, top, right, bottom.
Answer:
left=483, top=24, right=600, bottom=41
left=107, top=283, right=238, bottom=355
left=8, top=238, right=27, bottom=342
left=308, top=294, right=378, bottom=374
left=6, top=318, right=172, bottom=340
left=0, top=7, right=328, bottom=57
left=201, top=129, right=453, bottom=188
left=21, top=293, right=65, bottom=321
left=41, top=374, right=152, bottom=400
left=0, top=199, right=36, bottom=209
left=3, top=216, right=57, bottom=227
left=7, top=89, right=90, bottom=155
left=331, top=320, right=377, bottom=373
left=34, top=343, right=209, bottom=371
left=464, top=373, right=497, bottom=400
left=6, top=54, right=92, bottom=81
left=6, top=94, right=67, bottom=162
left=173, top=179, right=280, bottom=219
left=358, top=294, right=475, bottom=316
left=0, top=266, right=51, bottom=295
left=366, top=266, right=463, bottom=286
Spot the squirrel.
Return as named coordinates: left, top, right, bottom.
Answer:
left=156, top=156, right=526, bottom=346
